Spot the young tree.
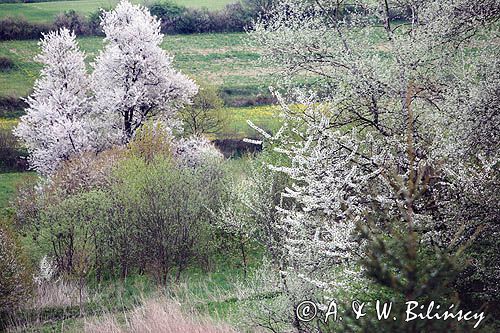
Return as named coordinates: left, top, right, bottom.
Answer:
left=179, top=82, right=226, bottom=136
left=92, top=0, right=198, bottom=143
left=14, top=28, right=91, bottom=175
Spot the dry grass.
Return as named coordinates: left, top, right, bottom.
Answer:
left=27, top=279, right=90, bottom=310
left=85, top=298, right=238, bottom=333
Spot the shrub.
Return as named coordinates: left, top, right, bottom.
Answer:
left=105, top=155, right=227, bottom=281
left=16, top=141, right=229, bottom=281
left=0, top=127, right=24, bottom=171
left=14, top=147, right=126, bottom=226
left=149, top=0, right=185, bottom=18
left=0, top=56, right=14, bottom=71
left=127, top=121, right=173, bottom=163
left=54, top=10, right=89, bottom=36
left=0, top=96, right=27, bottom=118
left=176, top=8, right=214, bottom=34
left=179, top=82, right=226, bottom=136
left=219, top=3, right=254, bottom=32
left=0, top=220, right=31, bottom=329
left=87, top=9, right=104, bottom=36
left=0, top=11, right=100, bottom=40
left=149, top=0, right=186, bottom=34
left=0, top=17, right=52, bottom=41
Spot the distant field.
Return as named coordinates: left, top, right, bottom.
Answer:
left=221, top=105, right=280, bottom=139
left=0, top=0, right=235, bottom=23
left=0, top=33, right=275, bottom=99
left=1, top=104, right=281, bottom=140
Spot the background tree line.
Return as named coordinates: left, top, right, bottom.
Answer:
left=0, top=0, right=275, bottom=41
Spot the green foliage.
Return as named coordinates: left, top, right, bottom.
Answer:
left=0, top=0, right=234, bottom=24
left=37, top=190, right=110, bottom=275
left=19, top=146, right=232, bottom=282
left=0, top=218, right=32, bottom=328
left=334, top=221, right=482, bottom=333
left=149, top=0, right=185, bottom=18
left=180, top=81, right=226, bottom=136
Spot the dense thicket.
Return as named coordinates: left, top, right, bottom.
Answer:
left=15, top=127, right=228, bottom=282
left=0, top=220, right=31, bottom=329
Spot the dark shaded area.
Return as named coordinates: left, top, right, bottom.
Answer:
left=0, top=97, right=27, bottom=119
left=0, top=56, right=14, bottom=71
left=0, top=128, right=28, bottom=172
left=221, top=87, right=276, bottom=107
left=213, top=138, right=262, bottom=158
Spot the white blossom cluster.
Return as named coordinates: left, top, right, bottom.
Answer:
left=14, top=28, right=92, bottom=175
left=33, top=255, right=56, bottom=285
left=15, top=1, right=197, bottom=175
left=249, top=0, right=499, bottom=306
left=92, top=0, right=197, bottom=143
left=173, top=136, right=224, bottom=168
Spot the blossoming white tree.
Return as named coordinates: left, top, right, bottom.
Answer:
left=16, top=1, right=200, bottom=174
left=14, top=28, right=91, bottom=175
left=249, top=0, right=499, bottom=329
left=92, top=0, right=198, bottom=143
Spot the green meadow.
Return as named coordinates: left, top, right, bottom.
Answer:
left=0, top=0, right=235, bottom=23
left=0, top=33, right=274, bottom=99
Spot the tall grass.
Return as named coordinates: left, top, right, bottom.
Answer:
left=85, top=298, right=238, bottom=333
left=28, top=280, right=90, bottom=310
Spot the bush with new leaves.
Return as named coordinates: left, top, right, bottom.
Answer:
left=0, top=220, right=31, bottom=328
left=16, top=124, right=229, bottom=281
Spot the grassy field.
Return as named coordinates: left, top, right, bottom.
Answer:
left=0, top=172, right=35, bottom=212
left=0, top=117, right=17, bottom=129
left=1, top=104, right=281, bottom=141
left=0, top=0, right=235, bottom=23
left=221, top=105, right=280, bottom=138
left=0, top=33, right=274, bottom=99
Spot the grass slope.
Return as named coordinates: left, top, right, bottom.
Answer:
left=0, top=0, right=235, bottom=23
left=0, top=33, right=273, bottom=99
left=0, top=172, right=34, bottom=212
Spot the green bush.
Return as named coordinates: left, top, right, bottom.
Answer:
left=20, top=147, right=231, bottom=282
left=179, top=82, right=226, bottom=136
left=0, top=57, right=14, bottom=72
left=0, top=17, right=52, bottom=40
left=0, top=219, right=31, bottom=329
left=102, top=155, right=228, bottom=281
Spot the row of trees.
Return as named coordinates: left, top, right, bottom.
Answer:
left=0, top=0, right=277, bottom=41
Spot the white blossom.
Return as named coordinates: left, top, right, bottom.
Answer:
left=249, top=0, right=499, bottom=314
left=92, top=0, right=198, bottom=143
left=173, top=136, right=223, bottom=168
left=34, top=255, right=56, bottom=285
left=14, top=28, right=91, bottom=175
